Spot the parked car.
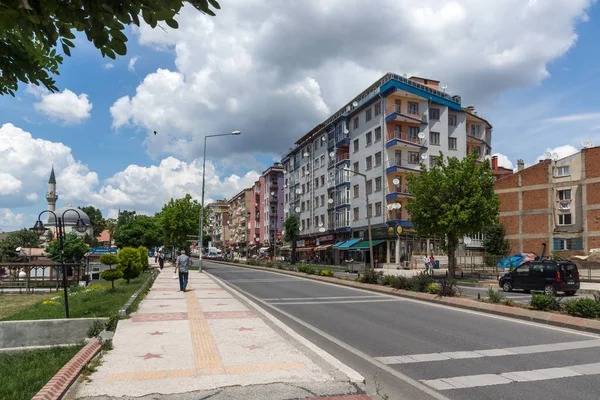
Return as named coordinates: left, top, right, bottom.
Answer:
left=499, top=260, right=580, bottom=296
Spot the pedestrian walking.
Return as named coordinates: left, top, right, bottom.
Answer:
left=423, top=254, right=430, bottom=274
left=154, top=248, right=159, bottom=263
left=158, top=252, right=164, bottom=270
left=174, top=249, right=190, bottom=292
left=429, top=254, right=436, bottom=276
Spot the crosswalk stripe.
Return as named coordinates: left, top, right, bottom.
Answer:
left=422, top=362, right=600, bottom=390
left=375, top=339, right=600, bottom=365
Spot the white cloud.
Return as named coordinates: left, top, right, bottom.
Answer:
left=493, top=153, right=514, bottom=170
left=109, top=0, right=592, bottom=161
left=128, top=56, right=139, bottom=72
left=536, top=144, right=579, bottom=162
left=102, top=63, right=115, bottom=70
left=31, top=89, right=93, bottom=125
left=0, top=208, right=24, bottom=229
left=544, top=112, right=600, bottom=123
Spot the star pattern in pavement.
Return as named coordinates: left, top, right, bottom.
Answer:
left=236, top=327, right=254, bottom=331
left=137, top=353, right=163, bottom=360
left=246, top=345, right=264, bottom=350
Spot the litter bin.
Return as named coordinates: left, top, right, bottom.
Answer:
left=434, top=260, right=440, bottom=269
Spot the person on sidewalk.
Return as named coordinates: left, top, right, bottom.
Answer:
left=158, top=251, right=164, bottom=270
left=154, top=248, right=159, bottom=263
left=429, top=254, right=436, bottom=276
left=423, top=254, right=430, bottom=275
left=175, top=249, right=190, bottom=292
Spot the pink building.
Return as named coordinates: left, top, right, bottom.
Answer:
left=249, top=163, right=285, bottom=251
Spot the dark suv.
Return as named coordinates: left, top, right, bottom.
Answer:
left=499, top=260, right=580, bottom=296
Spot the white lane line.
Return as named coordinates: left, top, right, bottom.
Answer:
left=226, top=278, right=301, bottom=283
left=422, top=362, right=600, bottom=390
left=375, top=339, right=600, bottom=365
left=263, top=295, right=384, bottom=301
left=269, top=299, right=403, bottom=305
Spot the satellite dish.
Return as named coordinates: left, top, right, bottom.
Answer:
left=484, top=155, right=491, bottom=161
left=441, top=84, right=448, bottom=92
left=328, top=198, right=334, bottom=204
left=544, top=152, right=552, bottom=160
left=352, top=101, right=359, bottom=107
left=270, top=192, right=275, bottom=196
left=582, top=141, right=594, bottom=149
left=392, top=178, right=400, bottom=185
left=346, top=105, right=352, bottom=112
left=296, top=188, right=302, bottom=194
left=417, top=132, right=425, bottom=139
left=305, top=170, right=310, bottom=175
left=464, top=237, right=472, bottom=245
left=294, top=207, right=301, bottom=213
left=319, top=222, right=324, bottom=227
left=329, top=152, right=335, bottom=157
left=321, top=136, right=326, bottom=141
left=421, top=153, right=429, bottom=160
left=552, top=153, right=559, bottom=161
left=343, top=127, right=349, bottom=134
left=319, top=227, right=326, bottom=233
left=282, top=170, right=287, bottom=174
left=303, top=152, right=309, bottom=158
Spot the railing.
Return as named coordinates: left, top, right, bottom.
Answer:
left=337, top=153, right=350, bottom=163
left=387, top=157, right=421, bottom=169
left=557, top=200, right=572, bottom=210
left=386, top=130, right=422, bottom=145
left=385, top=104, right=424, bottom=121
left=388, top=211, right=402, bottom=220
left=380, top=73, right=459, bottom=104
left=388, top=185, right=411, bottom=195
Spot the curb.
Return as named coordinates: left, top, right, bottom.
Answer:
left=459, top=281, right=599, bottom=295
left=119, top=271, right=158, bottom=317
left=31, top=338, right=102, bottom=400
left=212, top=261, right=600, bottom=335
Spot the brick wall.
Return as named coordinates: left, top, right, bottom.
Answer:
left=522, top=160, right=550, bottom=186
left=522, top=189, right=549, bottom=210
left=588, top=237, right=600, bottom=251
left=495, top=173, right=519, bottom=190
left=498, top=192, right=519, bottom=212
left=507, top=239, right=520, bottom=254
left=587, top=209, right=600, bottom=232
left=587, top=182, right=600, bottom=205
left=583, top=147, right=600, bottom=179
left=522, top=238, right=547, bottom=254
left=500, top=215, right=520, bottom=236
left=522, top=214, right=549, bottom=235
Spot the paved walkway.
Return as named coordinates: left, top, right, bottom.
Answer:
left=72, top=266, right=367, bottom=399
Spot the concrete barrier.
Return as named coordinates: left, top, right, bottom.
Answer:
left=0, top=318, right=107, bottom=350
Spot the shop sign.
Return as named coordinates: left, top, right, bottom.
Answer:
left=318, top=234, right=334, bottom=242
left=296, top=239, right=305, bottom=247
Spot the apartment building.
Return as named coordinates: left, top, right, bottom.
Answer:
left=227, top=188, right=252, bottom=252
left=249, top=163, right=285, bottom=254
left=495, top=146, right=600, bottom=257
left=282, top=73, right=492, bottom=267
left=206, top=200, right=230, bottom=248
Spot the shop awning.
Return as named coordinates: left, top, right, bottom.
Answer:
left=348, top=239, right=385, bottom=250
left=315, top=244, right=333, bottom=251
left=296, top=247, right=315, bottom=252
left=279, top=245, right=291, bottom=251
left=332, top=241, right=346, bottom=248
left=337, top=238, right=362, bottom=249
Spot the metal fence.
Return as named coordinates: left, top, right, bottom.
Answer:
left=0, top=263, right=84, bottom=294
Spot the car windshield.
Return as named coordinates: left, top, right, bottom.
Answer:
left=562, top=264, right=578, bottom=278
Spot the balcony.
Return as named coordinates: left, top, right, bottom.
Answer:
left=386, top=186, right=413, bottom=201
left=336, top=152, right=351, bottom=166
left=386, top=130, right=426, bottom=149
left=387, top=210, right=403, bottom=221
left=385, top=105, right=428, bottom=125
left=557, top=199, right=571, bottom=210
left=385, top=157, right=420, bottom=174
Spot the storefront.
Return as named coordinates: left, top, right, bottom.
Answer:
left=314, top=234, right=335, bottom=264
left=295, top=238, right=316, bottom=262
left=382, top=222, right=441, bottom=268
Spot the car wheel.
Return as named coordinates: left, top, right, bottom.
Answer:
left=502, top=281, right=513, bottom=292
left=544, top=284, right=557, bottom=296
left=565, top=291, right=577, bottom=296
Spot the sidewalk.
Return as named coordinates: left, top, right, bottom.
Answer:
left=71, top=266, right=367, bottom=399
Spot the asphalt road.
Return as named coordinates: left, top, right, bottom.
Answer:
left=457, top=285, right=593, bottom=305
left=202, top=261, right=600, bottom=400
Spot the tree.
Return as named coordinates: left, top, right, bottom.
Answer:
left=157, top=194, right=203, bottom=254
left=406, top=153, right=500, bottom=278
left=79, top=205, right=106, bottom=238
left=0, top=0, right=221, bottom=96
left=0, top=229, right=41, bottom=262
left=138, top=246, right=149, bottom=270
left=45, top=233, right=89, bottom=263
left=99, top=253, right=119, bottom=269
left=113, top=213, right=161, bottom=248
left=283, top=215, right=300, bottom=265
left=101, top=269, right=123, bottom=290
left=117, top=247, right=142, bottom=283
left=105, top=218, right=117, bottom=246
left=483, top=221, right=510, bottom=256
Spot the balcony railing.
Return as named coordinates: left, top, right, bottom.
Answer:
left=386, top=130, right=422, bottom=145
left=386, top=105, right=426, bottom=122
left=388, top=211, right=403, bottom=220
left=557, top=199, right=571, bottom=210
left=387, top=157, right=421, bottom=169
left=336, top=153, right=350, bottom=164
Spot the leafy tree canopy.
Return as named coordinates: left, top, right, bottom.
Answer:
left=138, top=246, right=149, bottom=269
left=0, top=229, right=41, bottom=262
left=283, top=215, right=300, bottom=264
left=113, top=212, right=161, bottom=248
left=99, top=253, right=119, bottom=268
left=117, top=247, right=142, bottom=283
left=45, top=233, right=89, bottom=263
left=483, top=221, right=510, bottom=256
left=0, top=0, right=221, bottom=96
left=406, top=153, right=500, bottom=277
left=158, top=194, right=203, bottom=253
left=78, top=205, right=106, bottom=237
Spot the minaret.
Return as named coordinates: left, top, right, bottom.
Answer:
left=46, top=166, right=58, bottom=212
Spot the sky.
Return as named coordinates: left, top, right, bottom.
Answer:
left=1, top=0, right=599, bottom=232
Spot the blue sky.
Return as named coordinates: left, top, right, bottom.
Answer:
left=0, top=0, right=597, bottom=232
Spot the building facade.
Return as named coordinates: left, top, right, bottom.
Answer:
left=206, top=200, right=230, bottom=249
left=282, top=73, right=492, bottom=267
left=495, top=146, right=600, bottom=256
left=227, top=188, right=252, bottom=253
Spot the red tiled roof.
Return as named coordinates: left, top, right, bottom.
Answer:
left=96, top=229, right=110, bottom=242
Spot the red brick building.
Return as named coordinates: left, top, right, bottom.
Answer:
left=494, top=146, right=600, bottom=257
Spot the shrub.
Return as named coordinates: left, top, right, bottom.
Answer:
left=428, top=283, right=439, bottom=294
left=409, top=273, right=433, bottom=292
left=137, top=246, right=149, bottom=270
left=360, top=268, right=383, bottom=284
left=487, top=287, right=506, bottom=304
left=105, top=313, right=120, bottom=332
left=265, top=262, right=274, bottom=268
left=503, top=299, right=516, bottom=307
left=381, top=275, right=398, bottom=286
left=101, top=269, right=124, bottom=290
left=436, top=277, right=458, bottom=297
left=390, top=276, right=411, bottom=290
left=319, top=269, right=335, bottom=277
left=298, top=265, right=316, bottom=275
left=530, top=293, right=562, bottom=311
left=564, top=298, right=600, bottom=319
left=68, top=283, right=85, bottom=294
left=87, top=320, right=104, bottom=337
left=117, top=247, right=142, bottom=283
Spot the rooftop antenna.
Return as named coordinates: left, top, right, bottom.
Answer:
left=441, top=84, right=448, bottom=93
left=544, top=152, right=552, bottom=160
left=551, top=153, right=559, bottom=161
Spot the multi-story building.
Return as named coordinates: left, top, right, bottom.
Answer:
left=227, top=188, right=252, bottom=253
left=495, top=146, right=600, bottom=257
left=282, top=73, right=492, bottom=267
left=249, top=163, right=285, bottom=254
left=206, top=200, right=230, bottom=249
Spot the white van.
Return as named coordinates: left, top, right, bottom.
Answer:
left=207, top=247, right=222, bottom=257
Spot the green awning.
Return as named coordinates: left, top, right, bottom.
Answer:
left=348, top=239, right=385, bottom=250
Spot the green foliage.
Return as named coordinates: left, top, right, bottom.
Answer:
left=381, top=275, right=398, bottom=286
left=87, top=320, right=104, bottom=337
left=137, top=246, right=149, bottom=270
left=0, top=0, right=221, bottom=96
left=44, top=233, right=88, bottom=263
left=409, top=273, right=433, bottom=292
left=428, top=283, right=439, bottom=294
left=99, top=253, right=119, bottom=268
left=78, top=205, right=106, bottom=238
left=406, top=153, right=500, bottom=277
left=359, top=268, right=383, bottom=284
left=530, top=293, right=562, bottom=311
left=283, top=215, right=300, bottom=264
left=117, top=247, right=142, bottom=283
left=503, top=299, right=516, bottom=307
left=297, top=265, right=316, bottom=275
left=564, top=298, right=600, bottom=319
left=157, top=194, right=203, bottom=253
left=319, top=269, right=335, bottom=277
left=0, top=228, right=41, bottom=262
left=483, top=222, right=510, bottom=256
left=105, top=313, right=121, bottom=332
left=114, top=211, right=161, bottom=248
left=100, top=269, right=124, bottom=290
left=389, top=276, right=411, bottom=290
left=436, top=277, right=459, bottom=296
left=487, top=287, right=506, bottom=304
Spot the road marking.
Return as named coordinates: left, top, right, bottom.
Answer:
left=227, top=278, right=301, bottom=283
left=375, top=339, right=600, bottom=364
left=269, top=299, right=403, bottom=305
left=207, top=271, right=450, bottom=400
left=263, top=295, right=384, bottom=301
left=422, top=362, right=600, bottom=390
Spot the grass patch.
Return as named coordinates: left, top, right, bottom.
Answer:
left=1, top=272, right=154, bottom=321
left=0, top=344, right=84, bottom=400
left=0, top=293, right=54, bottom=319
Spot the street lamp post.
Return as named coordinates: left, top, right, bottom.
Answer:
left=344, top=167, right=375, bottom=271
left=31, top=208, right=88, bottom=318
left=199, top=131, right=242, bottom=272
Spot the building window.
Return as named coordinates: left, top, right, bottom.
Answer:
left=408, top=126, right=419, bottom=140
left=407, top=101, right=419, bottom=114
left=429, top=108, right=440, bottom=120
left=408, top=151, right=420, bottom=164
left=320, top=175, right=325, bottom=186
left=314, top=158, right=319, bottom=169
left=558, top=189, right=572, bottom=200
left=307, top=219, right=311, bottom=229
left=320, top=194, right=325, bottom=207
left=302, top=220, right=305, bottom=231
left=375, top=151, right=382, bottom=166
left=353, top=162, right=359, bottom=173
left=470, top=124, right=481, bottom=135
left=366, top=179, right=373, bottom=194
left=302, top=184, right=306, bottom=194
left=375, top=127, right=382, bottom=142
left=449, top=114, right=457, bottom=126
left=375, top=202, right=382, bottom=216
left=366, top=108, right=372, bottom=122
left=553, top=238, right=583, bottom=251
left=320, top=155, right=325, bottom=166
left=314, top=141, right=318, bottom=151
left=374, top=102, right=381, bottom=116
left=301, top=166, right=305, bottom=176
left=353, top=117, right=359, bottom=129
left=353, top=184, right=359, bottom=198
left=375, top=177, right=382, bottom=191
left=314, top=196, right=318, bottom=208
left=320, top=214, right=325, bottom=226
left=353, top=207, right=359, bottom=221
left=314, top=216, right=319, bottom=226
left=556, top=166, right=570, bottom=177
left=366, top=156, right=373, bottom=170
left=367, top=204, right=373, bottom=217
left=430, top=131, right=440, bottom=145
left=353, top=139, right=359, bottom=153
left=366, top=131, right=372, bottom=146
left=314, top=178, right=319, bottom=188
left=449, top=137, right=457, bottom=150
left=430, top=156, right=439, bottom=166
left=558, top=214, right=573, bottom=226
